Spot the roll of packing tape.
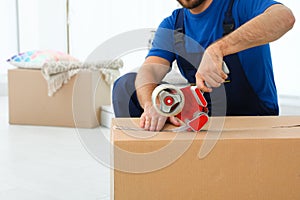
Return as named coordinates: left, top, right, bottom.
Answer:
left=151, top=84, right=185, bottom=116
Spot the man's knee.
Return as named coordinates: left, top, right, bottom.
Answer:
left=113, top=72, right=137, bottom=94
left=112, top=72, right=140, bottom=117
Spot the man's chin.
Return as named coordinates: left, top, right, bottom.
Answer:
left=177, top=0, right=206, bottom=9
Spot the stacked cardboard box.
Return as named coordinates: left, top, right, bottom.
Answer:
left=8, top=69, right=111, bottom=128
left=112, top=116, right=300, bottom=200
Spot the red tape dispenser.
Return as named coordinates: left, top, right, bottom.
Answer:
left=152, top=84, right=209, bottom=132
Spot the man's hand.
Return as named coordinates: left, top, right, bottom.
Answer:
left=196, top=45, right=228, bottom=92
left=140, top=102, right=181, bottom=131
left=136, top=56, right=181, bottom=131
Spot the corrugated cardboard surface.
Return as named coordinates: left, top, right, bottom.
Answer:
left=112, top=116, right=300, bottom=200
left=8, top=69, right=111, bottom=128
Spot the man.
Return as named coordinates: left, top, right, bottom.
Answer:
left=113, top=0, right=295, bottom=131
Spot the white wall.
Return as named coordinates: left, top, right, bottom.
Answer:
left=0, top=0, right=18, bottom=95
left=271, top=0, right=300, bottom=97
left=18, top=0, right=67, bottom=52
left=69, top=0, right=179, bottom=71
left=0, top=0, right=18, bottom=73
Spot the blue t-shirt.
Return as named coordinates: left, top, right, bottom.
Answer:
left=147, top=0, right=280, bottom=111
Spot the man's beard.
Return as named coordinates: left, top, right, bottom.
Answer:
left=177, top=0, right=206, bottom=9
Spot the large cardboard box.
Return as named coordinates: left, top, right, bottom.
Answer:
left=8, top=69, right=111, bottom=128
left=112, top=116, right=300, bottom=200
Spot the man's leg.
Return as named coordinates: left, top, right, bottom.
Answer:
left=112, top=72, right=144, bottom=117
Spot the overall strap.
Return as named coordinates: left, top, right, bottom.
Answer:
left=175, top=8, right=184, bottom=33
left=174, top=8, right=185, bottom=46
left=223, top=0, right=235, bottom=36
left=174, top=8, right=197, bottom=83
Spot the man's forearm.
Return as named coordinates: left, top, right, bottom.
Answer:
left=213, top=4, right=295, bottom=56
left=135, top=58, right=171, bottom=109
left=136, top=68, right=156, bottom=109
left=135, top=82, right=157, bottom=109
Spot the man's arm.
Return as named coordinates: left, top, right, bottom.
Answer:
left=135, top=56, right=170, bottom=109
left=135, top=56, right=181, bottom=131
left=196, top=4, right=295, bottom=92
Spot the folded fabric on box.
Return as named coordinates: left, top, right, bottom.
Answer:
left=41, top=59, right=123, bottom=96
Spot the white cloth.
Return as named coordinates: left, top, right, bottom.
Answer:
left=41, top=59, right=123, bottom=96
